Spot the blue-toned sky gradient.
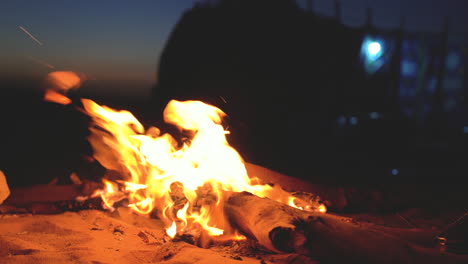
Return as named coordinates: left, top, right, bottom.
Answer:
left=1, top=0, right=466, bottom=97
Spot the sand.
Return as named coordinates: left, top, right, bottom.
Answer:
left=1, top=163, right=467, bottom=263
left=0, top=207, right=318, bottom=264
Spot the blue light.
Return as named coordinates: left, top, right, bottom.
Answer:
left=337, top=115, right=347, bottom=126
left=369, top=112, right=380, bottom=120
left=367, top=41, right=382, bottom=57
left=401, top=60, right=416, bottom=77
left=360, top=36, right=387, bottom=74
left=391, top=169, right=399, bottom=175
left=446, top=52, right=461, bottom=72
left=362, top=38, right=384, bottom=61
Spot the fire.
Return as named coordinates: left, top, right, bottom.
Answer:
left=43, top=71, right=84, bottom=105
left=79, top=96, right=326, bottom=240
left=318, top=204, right=327, bottom=213
left=166, top=221, right=177, bottom=238
left=44, top=89, right=72, bottom=105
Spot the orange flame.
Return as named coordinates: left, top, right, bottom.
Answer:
left=166, top=221, right=177, bottom=238
left=43, top=71, right=84, bottom=105
left=81, top=98, right=326, bottom=239
left=43, top=89, right=72, bottom=105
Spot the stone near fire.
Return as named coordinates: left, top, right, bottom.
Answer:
left=0, top=170, right=10, bottom=205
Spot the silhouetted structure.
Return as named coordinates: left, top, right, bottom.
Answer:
left=152, top=0, right=367, bottom=180
left=152, top=0, right=468, bottom=182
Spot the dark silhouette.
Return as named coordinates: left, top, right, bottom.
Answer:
left=0, top=77, right=100, bottom=187
left=152, top=0, right=370, bottom=181
left=151, top=0, right=468, bottom=184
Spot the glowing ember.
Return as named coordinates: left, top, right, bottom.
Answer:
left=45, top=71, right=82, bottom=92
left=43, top=89, right=72, bottom=105
left=43, top=71, right=84, bottom=105
left=78, top=95, right=325, bottom=239
left=318, top=204, right=327, bottom=213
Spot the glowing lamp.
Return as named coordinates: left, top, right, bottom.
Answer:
left=363, top=39, right=383, bottom=60
left=367, top=41, right=382, bottom=57
left=360, top=36, right=387, bottom=74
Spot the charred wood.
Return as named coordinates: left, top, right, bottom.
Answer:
left=225, top=191, right=468, bottom=264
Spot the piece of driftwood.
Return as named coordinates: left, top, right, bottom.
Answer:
left=245, top=162, right=348, bottom=210
left=0, top=197, right=104, bottom=214
left=4, top=184, right=83, bottom=206
left=225, top=191, right=468, bottom=264
left=0, top=180, right=104, bottom=214
left=225, top=191, right=310, bottom=254
left=3, top=180, right=102, bottom=206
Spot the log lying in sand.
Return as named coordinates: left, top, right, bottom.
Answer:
left=3, top=180, right=102, bottom=206
left=225, top=191, right=310, bottom=254
left=225, top=191, right=468, bottom=264
left=1, top=181, right=104, bottom=214
left=4, top=184, right=83, bottom=206
left=245, top=162, right=348, bottom=210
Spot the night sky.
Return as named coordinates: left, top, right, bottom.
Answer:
left=1, top=0, right=466, bottom=98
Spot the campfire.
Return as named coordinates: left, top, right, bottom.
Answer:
left=81, top=93, right=327, bottom=246
left=1, top=71, right=468, bottom=264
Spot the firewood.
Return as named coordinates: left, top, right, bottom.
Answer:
left=244, top=162, right=348, bottom=210
left=225, top=191, right=313, bottom=254
left=0, top=197, right=104, bottom=214
left=225, top=191, right=468, bottom=264
left=4, top=184, right=83, bottom=206
left=1, top=180, right=104, bottom=214
left=3, top=180, right=102, bottom=206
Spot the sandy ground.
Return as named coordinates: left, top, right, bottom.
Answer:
left=1, top=205, right=466, bottom=264
left=0, top=207, right=318, bottom=264
left=1, top=164, right=467, bottom=263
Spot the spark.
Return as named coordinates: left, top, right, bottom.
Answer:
left=19, top=26, right=43, bottom=46
left=25, top=55, right=55, bottom=69
left=396, top=213, right=417, bottom=228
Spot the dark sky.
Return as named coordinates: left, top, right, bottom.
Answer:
left=1, top=0, right=466, bottom=97
left=307, top=0, right=467, bottom=33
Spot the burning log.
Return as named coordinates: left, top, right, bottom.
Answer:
left=225, top=191, right=310, bottom=254
left=244, top=162, right=347, bottom=210
left=225, top=191, right=468, bottom=264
